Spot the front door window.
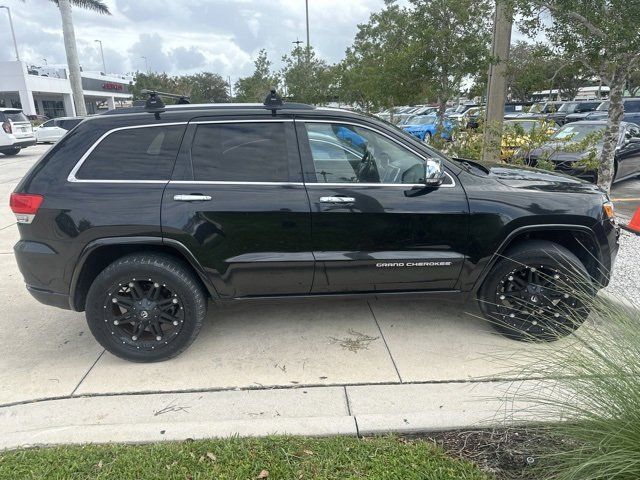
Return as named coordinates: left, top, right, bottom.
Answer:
left=305, top=122, right=427, bottom=184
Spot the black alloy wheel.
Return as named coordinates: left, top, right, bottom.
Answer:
left=86, top=253, right=206, bottom=362
left=479, top=240, right=593, bottom=341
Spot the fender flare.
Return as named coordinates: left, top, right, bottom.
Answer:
left=69, top=236, right=219, bottom=310
left=471, top=223, right=602, bottom=293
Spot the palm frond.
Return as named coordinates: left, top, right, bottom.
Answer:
left=52, top=0, right=111, bottom=15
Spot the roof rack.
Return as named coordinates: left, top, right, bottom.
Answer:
left=139, top=89, right=190, bottom=118
left=263, top=88, right=283, bottom=117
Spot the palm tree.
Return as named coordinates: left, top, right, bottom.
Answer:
left=34, top=0, right=111, bottom=116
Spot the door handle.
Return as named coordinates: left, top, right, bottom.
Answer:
left=173, top=194, right=212, bottom=202
left=319, top=196, right=356, bottom=203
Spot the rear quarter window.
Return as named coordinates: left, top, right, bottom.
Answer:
left=74, top=125, right=185, bottom=181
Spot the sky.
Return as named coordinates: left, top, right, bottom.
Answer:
left=0, top=0, right=396, bottom=80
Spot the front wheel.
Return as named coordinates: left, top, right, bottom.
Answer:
left=478, top=240, right=593, bottom=341
left=85, top=253, right=207, bottom=362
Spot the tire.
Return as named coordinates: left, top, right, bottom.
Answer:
left=477, top=240, right=593, bottom=342
left=1, top=147, right=21, bottom=156
left=85, top=253, right=207, bottom=362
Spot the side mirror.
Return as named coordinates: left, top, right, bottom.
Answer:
left=424, top=158, right=445, bottom=186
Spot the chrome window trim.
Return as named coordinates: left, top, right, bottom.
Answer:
left=192, top=119, right=294, bottom=125
left=67, top=122, right=188, bottom=183
left=170, top=181, right=305, bottom=186
left=300, top=119, right=456, bottom=188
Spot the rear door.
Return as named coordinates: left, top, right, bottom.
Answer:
left=297, top=119, right=469, bottom=293
left=161, top=118, right=314, bottom=299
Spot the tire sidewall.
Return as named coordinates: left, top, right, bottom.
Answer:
left=478, top=245, right=592, bottom=341
left=86, top=257, right=206, bottom=362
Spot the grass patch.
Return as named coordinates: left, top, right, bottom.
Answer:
left=0, top=435, right=491, bottom=480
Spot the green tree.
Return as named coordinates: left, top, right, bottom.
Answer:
left=409, top=0, right=493, bottom=116
left=339, top=2, right=419, bottom=112
left=131, top=72, right=229, bottom=103
left=234, top=50, right=279, bottom=102
left=280, top=46, right=332, bottom=104
left=515, top=0, right=640, bottom=191
left=177, top=72, right=230, bottom=103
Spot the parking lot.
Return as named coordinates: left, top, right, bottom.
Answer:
left=0, top=144, right=637, bottom=449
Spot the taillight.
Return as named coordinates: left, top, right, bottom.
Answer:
left=2, top=121, right=11, bottom=134
left=10, top=193, right=44, bottom=224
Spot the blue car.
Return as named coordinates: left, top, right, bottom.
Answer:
left=402, top=115, right=453, bottom=143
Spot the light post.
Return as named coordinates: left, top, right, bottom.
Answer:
left=0, top=6, right=20, bottom=61
left=305, top=0, right=310, bottom=50
left=94, top=39, right=106, bottom=73
left=140, top=56, right=149, bottom=73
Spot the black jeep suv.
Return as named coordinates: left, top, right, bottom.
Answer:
left=11, top=95, right=619, bottom=362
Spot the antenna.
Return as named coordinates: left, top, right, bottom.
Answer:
left=263, top=88, right=283, bottom=117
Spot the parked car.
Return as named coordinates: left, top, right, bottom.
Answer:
left=11, top=96, right=619, bottom=362
left=565, top=101, right=609, bottom=124
left=501, top=119, right=558, bottom=159
left=0, top=108, right=36, bottom=156
left=522, top=120, right=640, bottom=184
left=586, top=98, right=640, bottom=124
left=402, top=114, right=453, bottom=143
left=35, top=117, right=84, bottom=143
left=506, top=101, right=563, bottom=121
left=446, top=103, right=478, bottom=122
left=547, top=101, right=601, bottom=126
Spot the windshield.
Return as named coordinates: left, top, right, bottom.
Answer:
left=3, top=111, right=28, bottom=123
left=552, top=124, right=604, bottom=142
left=557, top=103, right=576, bottom=113
left=505, top=120, right=538, bottom=133
left=529, top=103, right=543, bottom=114
left=411, top=116, right=437, bottom=126
left=597, top=101, right=609, bottom=111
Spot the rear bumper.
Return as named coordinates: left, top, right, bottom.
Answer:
left=0, top=138, right=36, bottom=151
left=26, top=286, right=72, bottom=310
left=14, top=240, right=73, bottom=310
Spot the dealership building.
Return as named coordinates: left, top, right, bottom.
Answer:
left=0, top=60, right=132, bottom=118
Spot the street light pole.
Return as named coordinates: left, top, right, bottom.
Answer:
left=305, top=0, right=310, bottom=50
left=0, top=6, right=20, bottom=61
left=94, top=39, right=106, bottom=73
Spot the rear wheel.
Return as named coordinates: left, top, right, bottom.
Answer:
left=478, top=240, right=593, bottom=341
left=1, top=147, right=21, bottom=156
left=85, top=253, right=207, bottom=362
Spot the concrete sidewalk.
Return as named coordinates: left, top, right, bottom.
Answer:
left=0, top=146, right=606, bottom=449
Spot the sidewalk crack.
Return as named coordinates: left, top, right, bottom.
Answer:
left=71, top=349, right=105, bottom=396
left=367, top=300, right=403, bottom=383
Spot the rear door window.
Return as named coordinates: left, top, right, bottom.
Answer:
left=75, top=125, right=185, bottom=181
left=190, top=122, right=290, bottom=182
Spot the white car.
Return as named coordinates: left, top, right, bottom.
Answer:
left=35, top=117, right=83, bottom=143
left=0, top=108, right=36, bottom=156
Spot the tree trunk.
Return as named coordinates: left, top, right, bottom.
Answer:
left=58, top=0, right=87, bottom=116
left=598, top=67, right=626, bottom=193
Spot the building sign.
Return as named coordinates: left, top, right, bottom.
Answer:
left=102, top=82, right=124, bottom=91
left=81, top=76, right=130, bottom=94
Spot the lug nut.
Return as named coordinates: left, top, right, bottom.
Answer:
left=554, top=313, right=560, bottom=318
left=499, top=295, right=505, bottom=300
left=112, top=298, right=118, bottom=303
left=113, top=320, right=119, bottom=325
left=156, top=335, right=162, bottom=341
left=172, top=298, right=178, bottom=304
left=132, top=335, right=138, bottom=341
left=173, top=320, right=179, bottom=326
left=510, top=313, right=515, bottom=318
left=128, top=282, right=134, bottom=287
left=154, top=283, right=159, bottom=288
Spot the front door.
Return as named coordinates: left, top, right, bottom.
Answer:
left=162, top=118, right=314, bottom=298
left=616, top=124, right=640, bottom=180
left=296, top=119, right=469, bottom=293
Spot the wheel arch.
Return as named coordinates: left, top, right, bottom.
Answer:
left=70, top=237, right=218, bottom=311
left=473, top=224, right=604, bottom=294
